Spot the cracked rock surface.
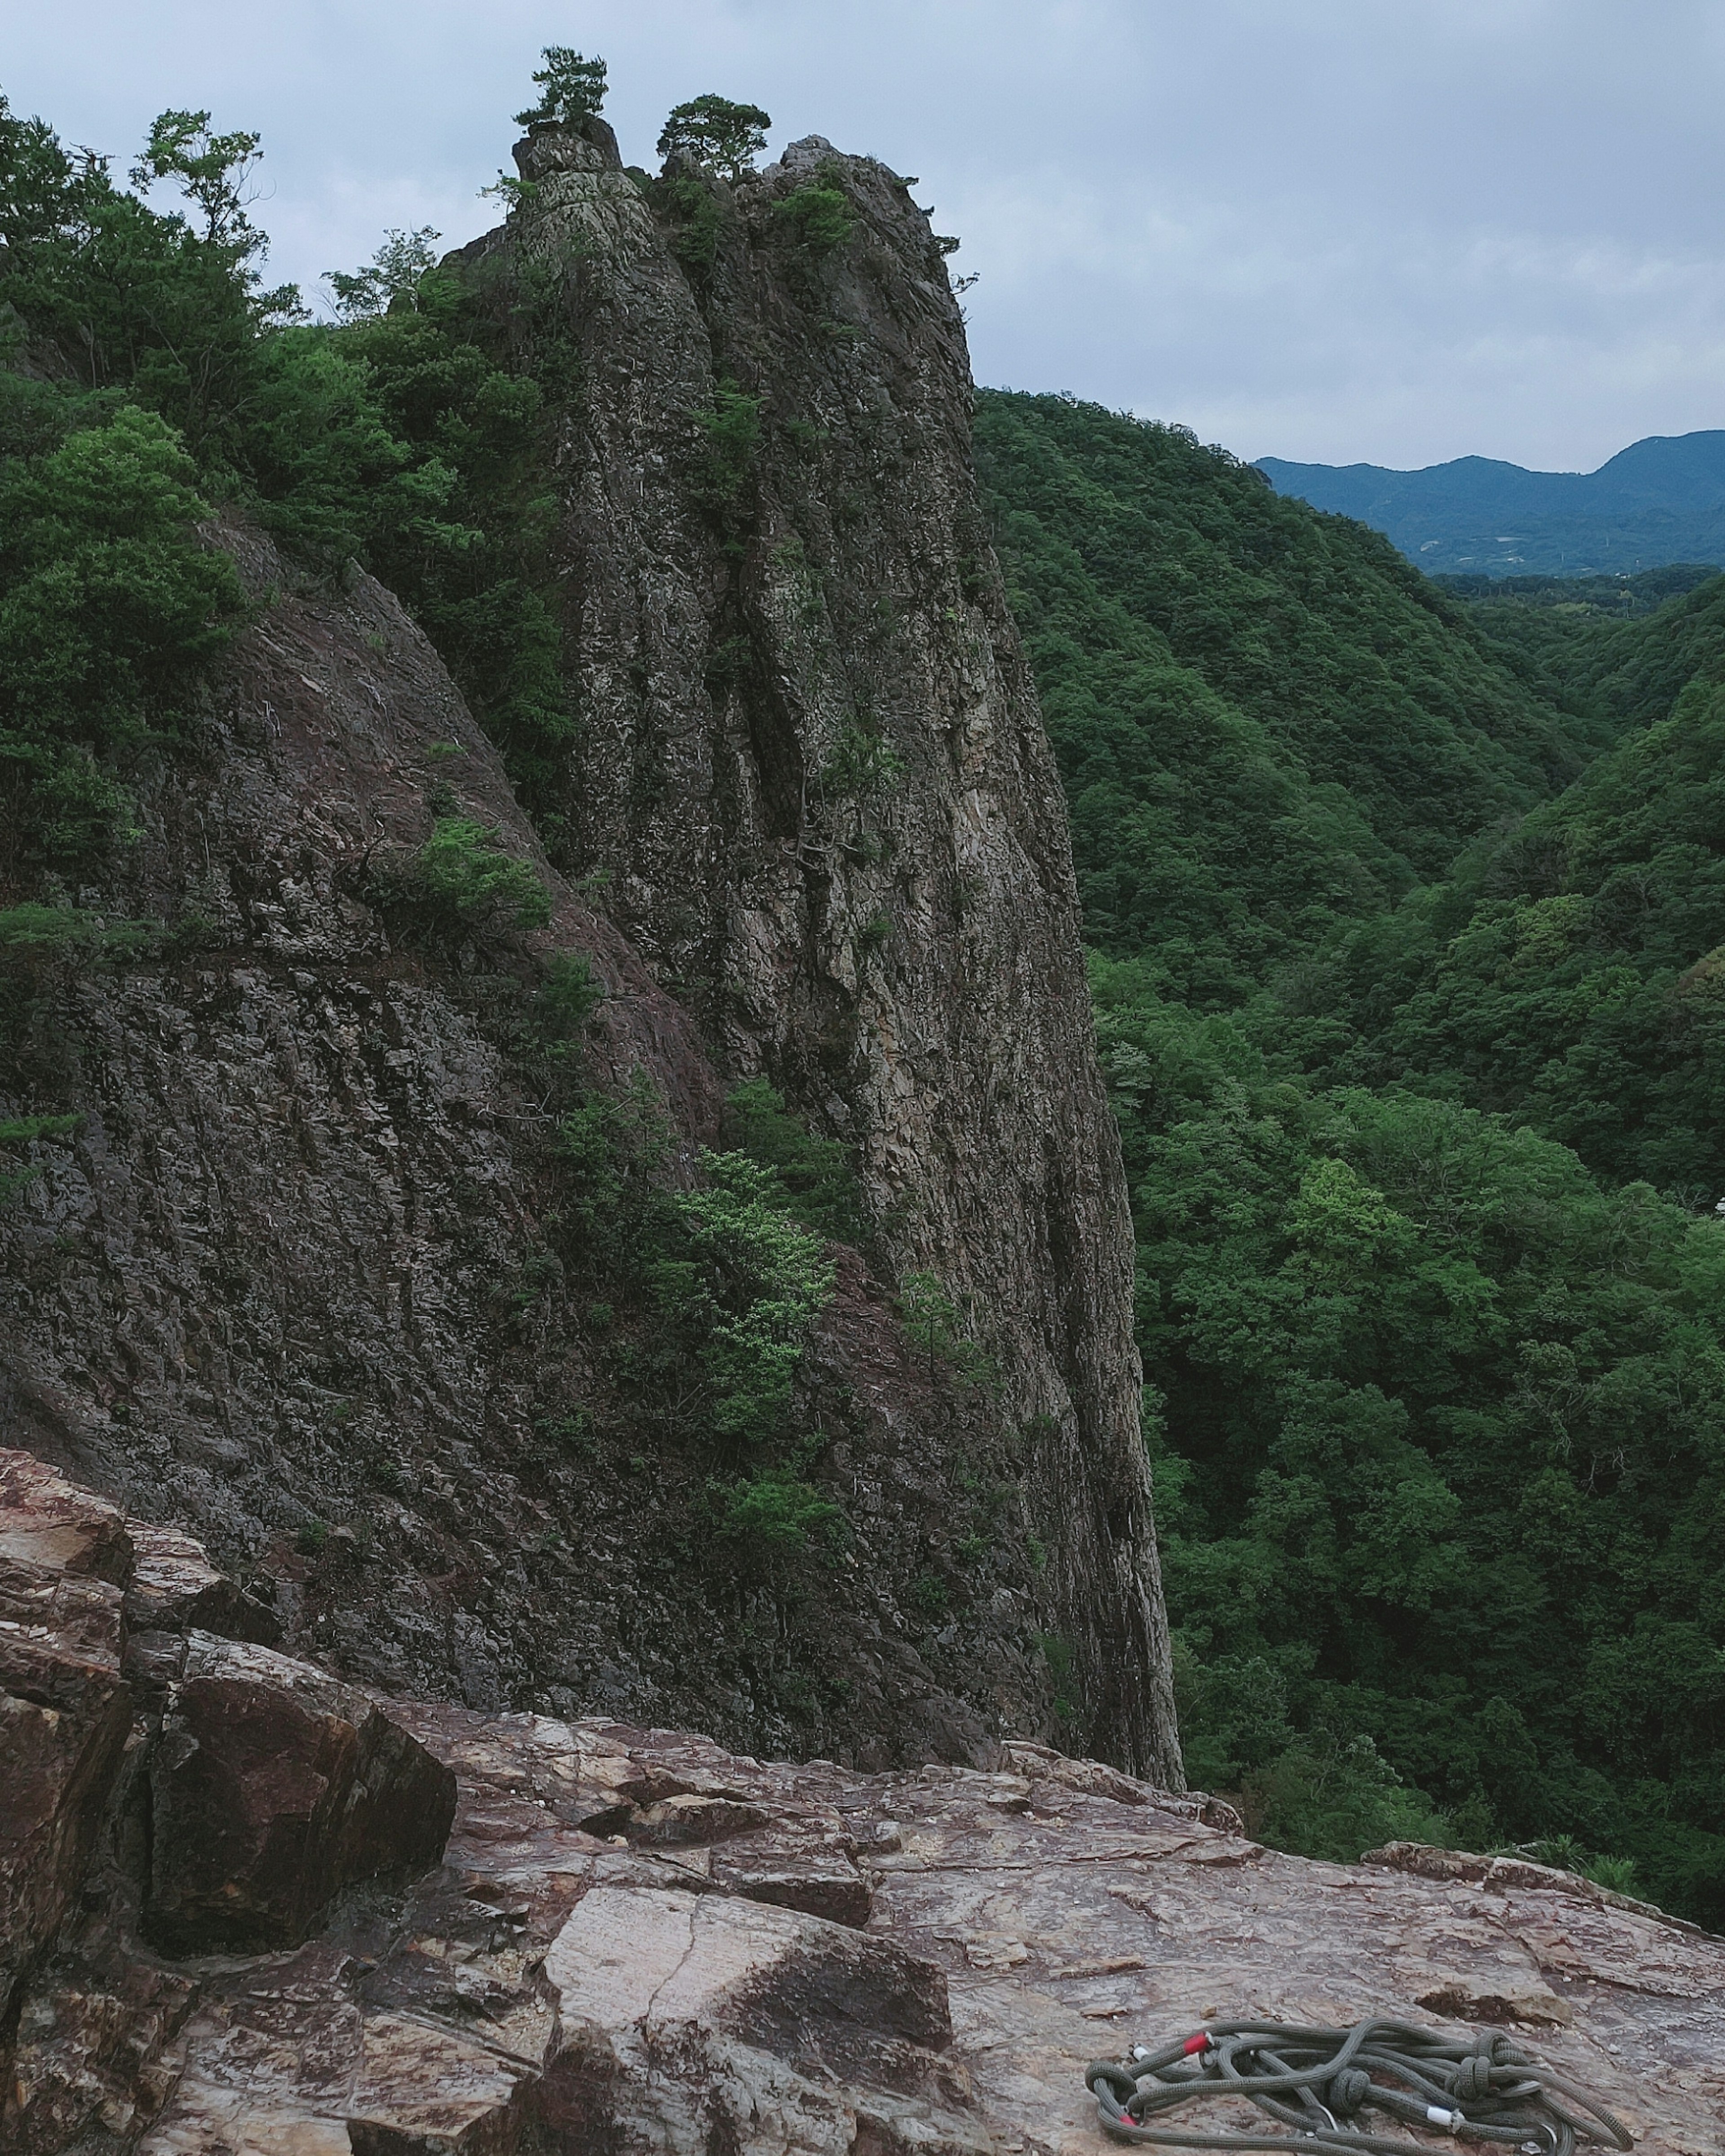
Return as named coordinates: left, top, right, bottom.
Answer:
left=5, top=1451, right=1722, bottom=2153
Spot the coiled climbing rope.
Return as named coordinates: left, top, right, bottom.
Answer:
left=1085, top=2019, right=1632, bottom=2154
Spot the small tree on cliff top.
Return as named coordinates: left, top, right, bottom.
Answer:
left=515, top=48, right=608, bottom=130
left=658, top=95, right=771, bottom=181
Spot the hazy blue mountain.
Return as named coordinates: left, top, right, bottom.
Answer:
left=1257, top=430, right=1725, bottom=576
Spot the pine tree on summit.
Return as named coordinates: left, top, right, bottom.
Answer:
left=514, top=47, right=607, bottom=131
left=658, top=94, right=772, bottom=181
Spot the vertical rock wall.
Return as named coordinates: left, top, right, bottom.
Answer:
left=465, top=121, right=1179, bottom=1780
left=0, top=115, right=1178, bottom=1785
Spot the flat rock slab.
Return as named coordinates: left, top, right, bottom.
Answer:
left=363, top=1708, right=1725, bottom=2156
left=5, top=1460, right=1723, bottom=2153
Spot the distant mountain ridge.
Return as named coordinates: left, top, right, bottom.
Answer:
left=1257, top=429, right=1725, bottom=576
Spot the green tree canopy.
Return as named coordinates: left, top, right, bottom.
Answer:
left=514, top=48, right=608, bottom=131
left=130, top=109, right=262, bottom=247
left=657, top=95, right=771, bottom=181
left=326, top=226, right=442, bottom=321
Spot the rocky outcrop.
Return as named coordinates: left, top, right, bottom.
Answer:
left=5, top=1464, right=1722, bottom=2155
left=142, top=1634, right=456, bottom=1954
left=0, top=1456, right=136, bottom=2054
left=458, top=118, right=1176, bottom=1780
left=0, top=499, right=1102, bottom=1769
left=0, top=141, right=1177, bottom=1778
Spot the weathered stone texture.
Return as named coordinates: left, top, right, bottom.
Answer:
left=0, top=1458, right=135, bottom=2045
left=468, top=119, right=1176, bottom=1778
left=5, top=1477, right=1723, bottom=2156
left=0, top=117, right=1177, bottom=1775
left=143, top=1633, right=457, bottom=1953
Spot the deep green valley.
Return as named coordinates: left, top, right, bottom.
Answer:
left=978, top=395, right=1725, bottom=1922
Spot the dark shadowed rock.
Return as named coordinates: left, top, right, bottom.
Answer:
left=0, top=1459, right=134, bottom=2049
left=123, top=1524, right=281, bottom=1646
left=143, top=1635, right=456, bottom=1954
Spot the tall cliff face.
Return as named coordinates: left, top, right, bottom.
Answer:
left=0, top=119, right=1177, bottom=1781
left=469, top=120, right=1178, bottom=1780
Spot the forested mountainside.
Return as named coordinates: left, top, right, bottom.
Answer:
left=978, top=397, right=1725, bottom=1927
left=1260, top=429, right=1725, bottom=576
left=973, top=393, right=1608, bottom=1003
left=0, top=79, right=1179, bottom=1781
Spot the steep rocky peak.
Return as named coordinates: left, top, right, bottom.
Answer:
left=512, top=114, right=625, bottom=180
left=1, top=108, right=1176, bottom=1783
left=466, top=116, right=1177, bottom=1777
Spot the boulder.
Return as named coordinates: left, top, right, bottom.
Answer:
left=536, top=1886, right=981, bottom=2156
left=5, top=1454, right=1725, bottom=2155
left=0, top=1453, right=133, bottom=1590
left=143, top=1635, right=457, bottom=1954
left=0, top=1458, right=134, bottom=2041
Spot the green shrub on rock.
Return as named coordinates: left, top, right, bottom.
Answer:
left=399, top=817, right=552, bottom=932
left=0, top=407, right=245, bottom=869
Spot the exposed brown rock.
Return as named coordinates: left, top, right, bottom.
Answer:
left=0, top=117, right=1177, bottom=1781
left=123, top=1524, right=281, bottom=1646
left=0, top=1463, right=134, bottom=2055
left=5, top=1944, right=195, bottom=2156
left=4, top=1474, right=1723, bottom=2153
left=143, top=1634, right=457, bottom=1953
left=0, top=1453, right=134, bottom=1589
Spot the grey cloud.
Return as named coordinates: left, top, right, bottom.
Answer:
left=6, top=0, right=1723, bottom=468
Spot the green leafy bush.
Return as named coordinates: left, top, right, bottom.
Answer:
left=820, top=717, right=906, bottom=799
left=1242, top=1730, right=1455, bottom=1864
left=650, top=170, right=726, bottom=274
left=896, top=1270, right=995, bottom=1390
left=2, top=89, right=579, bottom=838
left=720, top=1078, right=866, bottom=1242
left=714, top=1457, right=841, bottom=1566
left=0, top=905, right=97, bottom=950
left=397, top=817, right=552, bottom=932
left=776, top=164, right=853, bottom=256
left=0, top=407, right=245, bottom=869
left=690, top=381, right=762, bottom=515
left=672, top=1153, right=836, bottom=1446
left=535, top=952, right=605, bottom=1056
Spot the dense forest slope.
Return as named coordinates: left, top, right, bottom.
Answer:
left=0, top=88, right=1177, bottom=1778
left=978, top=399, right=1725, bottom=1926
left=973, top=394, right=1604, bottom=1002
left=1261, top=429, right=1725, bottom=576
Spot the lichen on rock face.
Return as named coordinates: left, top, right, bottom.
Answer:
left=0, top=107, right=1174, bottom=1781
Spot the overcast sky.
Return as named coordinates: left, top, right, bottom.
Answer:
left=8, top=0, right=1725, bottom=471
